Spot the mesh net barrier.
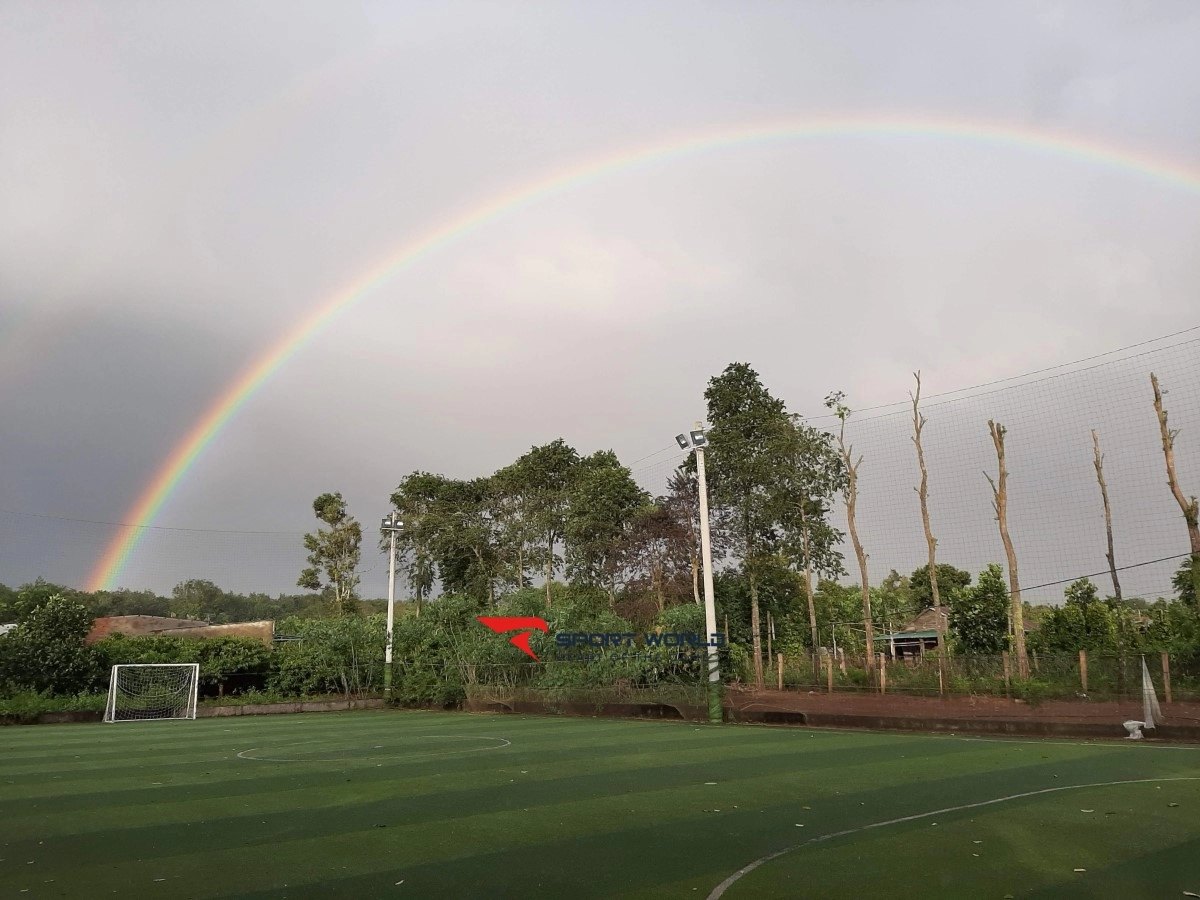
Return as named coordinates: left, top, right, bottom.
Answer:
left=105, top=664, right=199, bottom=722
left=765, top=650, right=1199, bottom=702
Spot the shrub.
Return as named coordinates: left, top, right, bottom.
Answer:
left=0, top=595, right=99, bottom=696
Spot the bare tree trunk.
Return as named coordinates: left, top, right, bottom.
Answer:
left=746, top=522, right=765, bottom=688
left=653, top=562, right=664, bottom=612
left=799, top=506, right=820, bottom=679
left=837, top=420, right=874, bottom=675
left=986, top=421, right=1028, bottom=679
left=749, top=565, right=764, bottom=688
left=1091, top=430, right=1122, bottom=601
left=1151, top=374, right=1200, bottom=605
left=691, top=553, right=701, bottom=606
left=911, top=372, right=947, bottom=694
left=608, top=572, right=616, bottom=609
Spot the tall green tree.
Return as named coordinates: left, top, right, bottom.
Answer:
left=623, top=497, right=697, bottom=612
left=565, top=450, right=649, bottom=606
left=1034, top=578, right=1116, bottom=653
left=776, top=415, right=846, bottom=657
left=388, top=471, right=448, bottom=613
left=171, top=579, right=225, bottom=621
left=705, top=362, right=795, bottom=688
left=949, top=563, right=1010, bottom=654
left=663, top=466, right=732, bottom=607
left=511, top=439, right=580, bottom=607
left=298, top=492, right=363, bottom=615
left=428, top=477, right=502, bottom=604
left=492, top=461, right=547, bottom=591
left=909, top=564, right=972, bottom=609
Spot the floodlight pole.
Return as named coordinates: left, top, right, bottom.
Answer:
left=679, top=422, right=722, bottom=725
left=695, top=430, right=723, bottom=725
left=381, top=513, right=403, bottom=702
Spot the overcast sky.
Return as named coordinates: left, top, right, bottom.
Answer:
left=2, top=1, right=1198, bottom=600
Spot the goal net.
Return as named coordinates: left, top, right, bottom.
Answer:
left=1141, top=656, right=1163, bottom=730
left=104, top=664, right=200, bottom=722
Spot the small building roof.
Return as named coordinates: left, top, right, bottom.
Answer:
left=878, top=629, right=939, bottom=641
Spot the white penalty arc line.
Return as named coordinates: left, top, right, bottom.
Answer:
left=237, top=736, right=511, bottom=762
left=707, top=776, right=1200, bottom=900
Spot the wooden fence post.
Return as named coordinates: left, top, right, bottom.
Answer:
left=1162, top=652, right=1172, bottom=704
left=826, top=656, right=834, bottom=693
left=777, top=653, right=784, bottom=691
left=1032, top=649, right=1039, bottom=673
left=1002, top=651, right=1011, bottom=695
left=1079, top=649, right=1088, bottom=694
left=879, top=653, right=887, bottom=694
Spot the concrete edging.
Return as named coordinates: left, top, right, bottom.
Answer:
left=1, top=697, right=384, bottom=726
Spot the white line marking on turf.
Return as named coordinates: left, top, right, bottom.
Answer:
left=707, top=776, right=1200, bottom=899
left=236, top=736, right=511, bottom=762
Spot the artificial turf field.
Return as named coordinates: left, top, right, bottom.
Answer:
left=2, top=711, right=1198, bottom=899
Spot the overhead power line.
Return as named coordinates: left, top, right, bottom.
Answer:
left=1021, top=553, right=1191, bottom=593
left=0, top=507, right=304, bottom=536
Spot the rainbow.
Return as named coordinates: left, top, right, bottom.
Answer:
left=87, top=115, right=1200, bottom=591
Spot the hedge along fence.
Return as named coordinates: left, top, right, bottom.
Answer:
left=764, top=648, right=1200, bottom=704
left=95, top=633, right=273, bottom=697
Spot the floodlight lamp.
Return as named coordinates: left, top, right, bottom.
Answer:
left=675, top=433, right=690, bottom=450
left=690, top=430, right=707, bottom=447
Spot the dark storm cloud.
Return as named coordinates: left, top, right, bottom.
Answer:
left=0, top=311, right=260, bottom=589
left=1, top=1, right=1199, bottom=596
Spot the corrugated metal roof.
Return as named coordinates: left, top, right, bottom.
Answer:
left=879, top=630, right=939, bottom=641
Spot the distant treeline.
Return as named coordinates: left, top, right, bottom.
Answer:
left=0, top=577, right=385, bottom=627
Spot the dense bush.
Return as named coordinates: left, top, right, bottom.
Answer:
left=268, top=614, right=384, bottom=699
left=0, top=595, right=99, bottom=696
left=95, top=634, right=273, bottom=696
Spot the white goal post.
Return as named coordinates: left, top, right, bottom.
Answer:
left=104, top=664, right=200, bottom=722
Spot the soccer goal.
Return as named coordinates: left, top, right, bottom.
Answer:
left=104, top=664, right=200, bottom=722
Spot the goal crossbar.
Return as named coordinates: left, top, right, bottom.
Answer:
left=104, top=663, right=200, bottom=722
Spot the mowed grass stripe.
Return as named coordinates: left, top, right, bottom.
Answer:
left=726, top=780, right=1200, bottom=899
left=25, top=750, right=1184, bottom=900
left=6, top=714, right=1196, bottom=899
left=0, top=720, right=997, bottom=818
left=0, top=726, right=1161, bottom=878
left=0, top=710, right=518, bottom=761
left=1, top=728, right=1074, bottom=852
left=0, top=726, right=991, bottom=853
left=0, top=714, right=914, bottom=806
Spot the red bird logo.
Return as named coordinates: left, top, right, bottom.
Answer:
left=477, top=617, right=549, bottom=660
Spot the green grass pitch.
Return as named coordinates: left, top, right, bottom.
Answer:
left=2, top=711, right=1198, bottom=898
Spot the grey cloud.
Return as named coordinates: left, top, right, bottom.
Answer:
left=2, top=1, right=1198, bottom=597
